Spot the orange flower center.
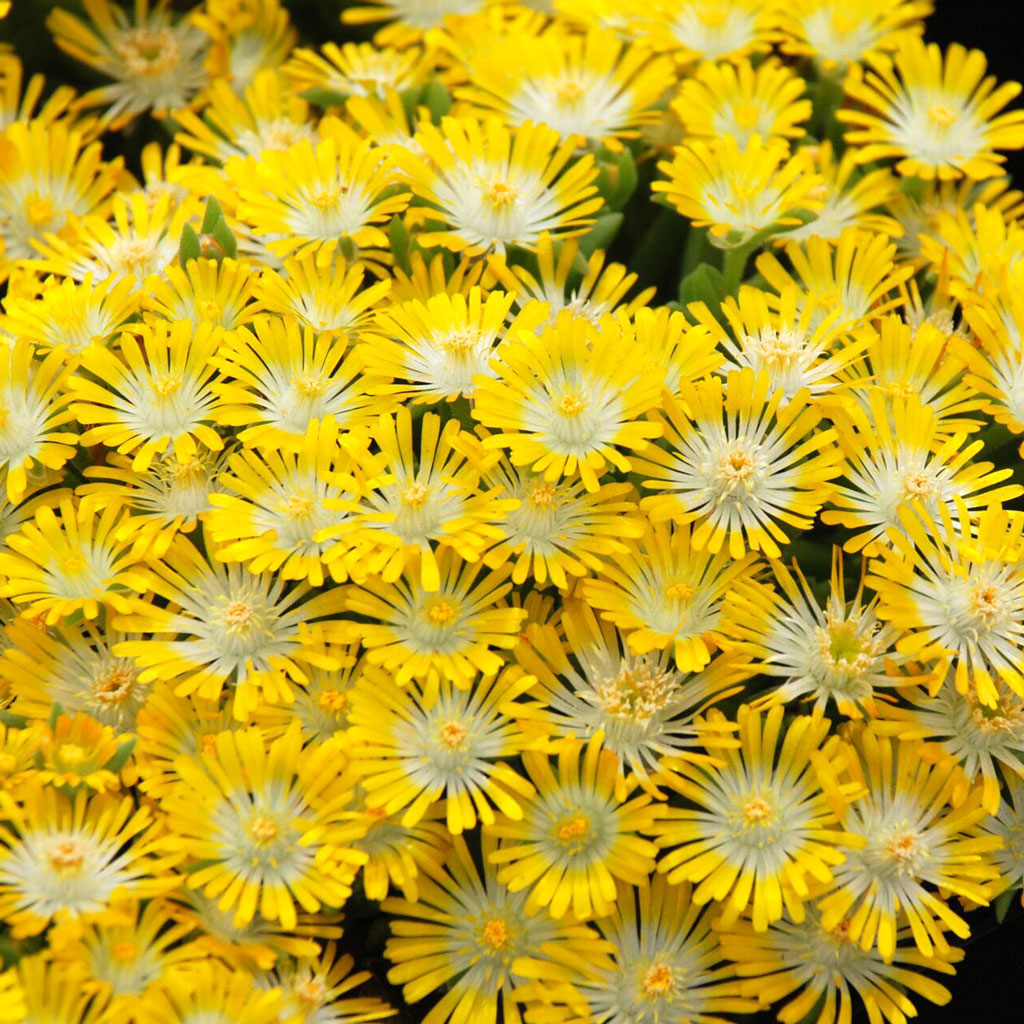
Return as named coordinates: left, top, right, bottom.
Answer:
left=743, top=797, right=773, bottom=824
left=972, top=584, right=1002, bottom=620
left=152, top=373, right=183, bottom=398
left=928, top=104, right=958, bottom=127
left=558, top=390, right=587, bottom=417
left=48, top=839, right=86, bottom=872
left=556, top=813, right=591, bottom=849
left=25, top=194, right=55, bottom=226
left=481, top=917, right=510, bottom=951
left=482, top=180, right=519, bottom=209
left=528, top=483, right=558, bottom=507
left=664, top=581, right=694, bottom=602
left=902, top=470, right=935, bottom=499
left=439, top=720, right=468, bottom=748
left=886, top=832, right=918, bottom=861
left=112, top=941, right=137, bottom=962
left=318, top=689, right=349, bottom=713
left=250, top=815, right=280, bottom=844
left=426, top=600, right=458, bottom=626
left=642, top=963, right=675, bottom=996
left=294, top=979, right=326, bottom=1006
left=220, top=599, right=257, bottom=634
left=401, top=482, right=430, bottom=508
left=555, top=79, right=586, bottom=104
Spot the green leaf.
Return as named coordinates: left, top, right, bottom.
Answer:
left=422, top=79, right=452, bottom=122
left=200, top=196, right=225, bottom=235
left=210, top=218, right=237, bottom=259
left=300, top=86, right=350, bottom=109
left=577, top=213, right=623, bottom=259
left=388, top=215, right=411, bottom=275
left=595, top=149, right=638, bottom=211
left=678, top=263, right=728, bottom=310
left=178, top=223, right=201, bottom=268
left=105, top=738, right=137, bottom=774
left=995, top=887, right=1016, bottom=923
left=0, top=709, right=28, bottom=729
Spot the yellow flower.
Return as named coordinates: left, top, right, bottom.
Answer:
left=47, top=0, right=212, bottom=128
left=0, top=496, right=151, bottom=625
left=344, top=550, right=526, bottom=693
left=0, top=338, right=77, bottom=503
left=10, top=956, right=111, bottom=1024
left=142, top=256, right=257, bottom=331
left=0, top=966, right=23, bottom=1024
left=390, top=116, right=602, bottom=256
left=69, top=319, right=225, bottom=471
left=134, top=961, right=282, bottom=1024
left=227, top=117, right=410, bottom=267
left=284, top=40, right=433, bottom=100
left=471, top=312, right=663, bottom=492
left=348, top=667, right=536, bottom=834
left=636, top=369, right=843, bottom=559
left=455, top=24, right=676, bottom=150
left=673, top=58, right=811, bottom=147
left=841, top=37, right=1024, bottom=180
left=341, top=0, right=493, bottom=48
left=112, top=531, right=348, bottom=719
left=641, top=0, right=780, bottom=63
left=160, top=721, right=366, bottom=930
left=34, top=712, right=126, bottom=792
left=487, top=734, right=659, bottom=920
left=194, top=0, right=297, bottom=92
left=817, top=726, right=1000, bottom=962
left=654, top=135, right=822, bottom=243
left=652, top=704, right=865, bottom=931
left=581, top=519, right=764, bottom=673
left=629, top=304, right=723, bottom=396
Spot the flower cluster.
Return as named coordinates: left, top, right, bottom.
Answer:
left=1, top=0, right=1024, bottom=1022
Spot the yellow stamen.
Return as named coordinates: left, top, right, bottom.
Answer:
left=528, top=483, right=558, bottom=507
left=642, top=963, right=675, bottom=996
left=318, top=690, right=349, bottom=713
left=482, top=180, right=519, bottom=209
left=743, top=797, right=773, bottom=823
left=401, top=482, right=430, bottom=508
left=481, top=917, right=509, bottom=951
left=151, top=374, right=183, bottom=398
left=250, top=815, right=279, bottom=844
left=439, top=721, right=468, bottom=748
left=220, top=599, right=257, bottom=634
left=558, top=391, right=587, bottom=417
left=426, top=600, right=458, bottom=626
left=48, top=839, right=86, bottom=872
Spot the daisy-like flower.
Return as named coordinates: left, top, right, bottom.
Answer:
left=321, top=408, right=512, bottom=591
left=0, top=966, right=23, bottom=1024
left=652, top=704, right=865, bottom=931
left=825, top=391, right=1021, bottom=553
left=259, top=941, right=395, bottom=1024
left=344, top=550, right=526, bottom=692
left=0, top=52, right=77, bottom=130
left=10, top=957, right=110, bottom=1024
left=390, top=116, right=602, bottom=256
left=455, top=25, right=676, bottom=150
left=33, top=712, right=126, bottom=792
left=719, top=898, right=962, bottom=1024
left=227, top=118, right=410, bottom=267
left=0, top=118, right=120, bottom=275
left=875, top=672, right=1024, bottom=814
left=0, top=496, right=150, bottom=625
left=636, top=369, right=843, bottom=559
left=475, top=443, right=644, bottom=588
left=206, top=416, right=363, bottom=587
left=0, top=465, right=66, bottom=548
left=487, top=734, right=659, bottom=920
left=517, top=599, right=747, bottom=789
left=689, top=286, right=863, bottom=403
left=160, top=721, right=367, bottom=930
left=134, top=961, right=282, bottom=1024
left=0, top=338, right=77, bottom=503
left=360, top=286, right=544, bottom=403
left=840, top=37, right=1024, bottom=180
left=980, top=767, right=1024, bottom=902
left=673, top=58, right=811, bottom=147
left=488, top=234, right=656, bottom=328
left=348, top=667, right=536, bottom=834
left=46, top=0, right=211, bottom=128
left=957, top=282, right=1024, bottom=452
left=777, top=0, right=931, bottom=69
left=383, top=831, right=603, bottom=1024
left=79, top=446, right=230, bottom=545
left=280, top=644, right=365, bottom=743
left=254, top=253, right=391, bottom=335
left=655, top=135, right=821, bottom=245
left=737, top=551, right=916, bottom=719
left=843, top=314, right=985, bottom=437
left=0, top=617, right=148, bottom=732
left=69, top=319, right=224, bottom=471
left=0, top=273, right=139, bottom=356
left=341, top=0, right=492, bottom=46
left=173, top=68, right=313, bottom=164
left=816, top=727, right=1000, bottom=961
left=641, top=0, right=780, bottom=62
left=582, top=520, right=763, bottom=672
left=867, top=499, right=1024, bottom=706
left=755, top=227, right=913, bottom=331
left=782, top=141, right=904, bottom=243
left=142, top=257, right=257, bottom=331
left=0, top=721, right=40, bottom=795
left=195, top=0, right=297, bottom=92
left=516, top=875, right=758, bottom=1024
left=472, top=312, right=663, bottom=492
left=31, top=190, right=196, bottom=287
left=54, top=897, right=204, bottom=1013
left=211, top=315, right=390, bottom=451
left=630, top=305, right=723, bottom=396
left=0, top=784, right=179, bottom=939
left=283, top=40, right=433, bottom=101
left=112, top=532, right=348, bottom=719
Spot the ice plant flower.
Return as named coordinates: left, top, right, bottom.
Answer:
left=635, top=369, right=843, bottom=559
left=840, top=37, right=1024, bottom=180
left=472, top=312, right=664, bottom=493
left=390, top=116, right=602, bottom=256
left=652, top=704, right=865, bottom=931
left=159, top=722, right=367, bottom=930
left=487, top=734, right=659, bottom=920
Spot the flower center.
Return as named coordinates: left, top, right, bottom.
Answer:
left=555, top=79, right=586, bottom=104
left=197, top=299, right=221, bottom=321
left=903, top=470, right=936, bottom=500
left=557, top=390, right=587, bottom=417
left=440, top=329, right=477, bottom=354
left=928, top=103, right=958, bottom=127
left=62, top=555, right=88, bottom=575
left=58, top=743, right=88, bottom=767
left=720, top=446, right=758, bottom=482
left=972, top=584, right=1002, bottom=621
left=112, top=941, right=137, bottom=962
left=481, top=917, right=509, bottom=951
left=25, top=194, right=55, bottom=226
left=731, top=101, right=761, bottom=129
left=116, top=27, right=181, bottom=76
left=151, top=374, right=183, bottom=398
left=751, top=327, right=805, bottom=367
left=283, top=492, right=316, bottom=519
left=312, top=185, right=347, bottom=211
left=48, top=839, right=86, bottom=872
left=886, top=380, right=917, bottom=400
left=642, top=963, right=676, bottom=997
left=596, top=659, right=675, bottom=724
left=294, top=979, right=326, bottom=1007
left=555, top=813, right=591, bottom=851
left=885, top=831, right=918, bottom=862
left=438, top=720, right=468, bottom=748
left=249, top=815, right=280, bottom=845
left=481, top=180, right=519, bottom=209
left=528, top=483, right=558, bottom=507
left=295, top=374, right=328, bottom=397
left=425, top=600, right=459, bottom=627
left=318, top=690, right=349, bottom=712
left=218, top=599, right=257, bottom=634
left=664, top=581, right=694, bottom=602
left=401, top=482, right=430, bottom=508
left=743, top=797, right=773, bottom=824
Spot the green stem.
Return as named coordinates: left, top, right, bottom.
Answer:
left=722, top=243, right=754, bottom=293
